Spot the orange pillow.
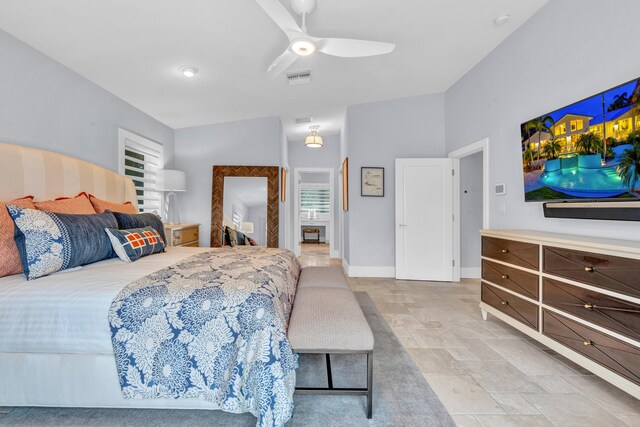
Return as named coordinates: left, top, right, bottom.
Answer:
left=89, top=195, right=137, bottom=214
left=34, top=192, right=96, bottom=214
left=0, top=196, right=36, bottom=277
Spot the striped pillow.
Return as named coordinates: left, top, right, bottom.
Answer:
left=0, top=197, right=35, bottom=277
left=34, top=192, right=96, bottom=214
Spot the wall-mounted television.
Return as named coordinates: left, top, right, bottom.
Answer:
left=521, top=77, right=640, bottom=203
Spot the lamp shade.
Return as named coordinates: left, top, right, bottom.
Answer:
left=156, top=169, right=186, bottom=192
left=305, top=134, right=323, bottom=148
left=239, top=222, right=254, bottom=234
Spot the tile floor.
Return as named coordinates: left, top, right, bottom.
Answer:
left=298, top=245, right=640, bottom=427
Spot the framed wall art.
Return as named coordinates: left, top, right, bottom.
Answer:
left=361, top=167, right=384, bottom=197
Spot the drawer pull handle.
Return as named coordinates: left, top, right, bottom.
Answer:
left=500, top=300, right=508, bottom=306
left=501, top=275, right=509, bottom=279
left=584, top=303, right=594, bottom=310
left=501, top=249, right=509, bottom=253
left=583, top=340, right=593, bottom=347
left=584, top=266, right=594, bottom=273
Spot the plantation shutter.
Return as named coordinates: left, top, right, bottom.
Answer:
left=118, top=129, right=164, bottom=214
left=300, top=186, right=330, bottom=217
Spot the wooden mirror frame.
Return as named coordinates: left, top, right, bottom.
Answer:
left=211, top=165, right=280, bottom=248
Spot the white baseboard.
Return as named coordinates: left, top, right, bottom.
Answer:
left=461, top=267, right=481, bottom=279
left=346, top=265, right=395, bottom=278
left=341, top=258, right=350, bottom=277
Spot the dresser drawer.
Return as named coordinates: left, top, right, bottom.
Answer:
left=482, top=237, right=539, bottom=270
left=543, top=310, right=640, bottom=386
left=543, top=246, right=640, bottom=299
left=482, top=260, right=539, bottom=300
left=481, top=282, right=538, bottom=330
left=543, top=278, right=640, bottom=342
left=173, top=227, right=199, bottom=246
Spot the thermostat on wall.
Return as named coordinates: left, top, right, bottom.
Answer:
left=494, top=183, right=506, bottom=196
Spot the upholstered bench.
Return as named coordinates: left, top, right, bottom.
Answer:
left=288, top=267, right=374, bottom=419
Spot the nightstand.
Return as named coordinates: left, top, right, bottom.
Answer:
left=164, top=223, right=200, bottom=247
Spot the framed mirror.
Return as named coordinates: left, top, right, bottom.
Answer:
left=211, top=166, right=279, bottom=247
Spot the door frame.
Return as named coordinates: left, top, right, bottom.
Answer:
left=448, top=137, right=490, bottom=282
left=293, top=167, right=336, bottom=257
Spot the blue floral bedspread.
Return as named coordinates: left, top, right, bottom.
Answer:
left=109, top=247, right=301, bottom=427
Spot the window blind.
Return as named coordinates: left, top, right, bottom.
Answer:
left=300, top=186, right=330, bottom=217
left=119, top=130, right=164, bottom=214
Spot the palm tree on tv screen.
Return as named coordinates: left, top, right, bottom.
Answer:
left=607, top=92, right=630, bottom=112
left=618, top=141, right=640, bottom=194
left=541, top=136, right=561, bottom=160
left=524, top=115, right=555, bottom=167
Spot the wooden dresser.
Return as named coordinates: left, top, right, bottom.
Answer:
left=480, top=229, right=640, bottom=399
left=164, top=224, right=200, bottom=247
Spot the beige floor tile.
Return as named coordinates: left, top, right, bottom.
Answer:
left=442, top=321, right=499, bottom=340
left=407, top=348, right=468, bottom=375
left=451, top=415, right=482, bottom=427
left=458, top=338, right=504, bottom=361
left=408, top=327, right=466, bottom=349
left=446, top=347, right=481, bottom=362
left=529, top=375, right=578, bottom=394
left=617, top=414, right=640, bottom=426
left=462, top=360, right=545, bottom=393
left=562, top=375, right=640, bottom=416
left=490, top=394, right=540, bottom=415
left=474, top=414, right=553, bottom=427
left=482, top=338, right=582, bottom=376
left=423, top=374, right=505, bottom=415
left=523, top=393, right=628, bottom=427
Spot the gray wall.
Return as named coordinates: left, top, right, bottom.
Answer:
left=346, top=93, right=446, bottom=268
left=445, top=0, right=640, bottom=242
left=460, top=151, right=483, bottom=272
left=0, top=30, right=174, bottom=172
left=289, top=135, right=341, bottom=251
left=174, top=116, right=283, bottom=247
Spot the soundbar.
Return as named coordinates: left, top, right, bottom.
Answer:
left=543, top=200, right=640, bottom=221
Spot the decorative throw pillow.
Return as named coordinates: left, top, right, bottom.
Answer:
left=89, top=195, right=137, bottom=214
left=236, top=230, right=246, bottom=245
left=0, top=196, right=36, bottom=277
left=228, top=228, right=238, bottom=247
left=7, top=206, right=117, bottom=280
left=110, top=211, right=167, bottom=244
left=105, top=227, right=165, bottom=263
left=247, top=237, right=256, bottom=246
left=34, top=192, right=96, bottom=214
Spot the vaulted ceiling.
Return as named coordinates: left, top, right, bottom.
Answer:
left=0, top=0, right=549, bottom=140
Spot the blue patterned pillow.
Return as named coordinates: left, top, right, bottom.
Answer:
left=7, top=205, right=117, bottom=280
left=105, top=227, right=166, bottom=263
left=109, top=211, right=167, bottom=244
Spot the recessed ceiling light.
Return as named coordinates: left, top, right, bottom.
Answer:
left=290, top=39, right=316, bottom=56
left=494, top=13, right=510, bottom=26
left=179, top=66, right=198, bottom=78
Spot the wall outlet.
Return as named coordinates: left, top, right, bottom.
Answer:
left=497, top=202, right=506, bottom=215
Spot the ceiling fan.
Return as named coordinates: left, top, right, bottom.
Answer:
left=256, top=0, right=395, bottom=78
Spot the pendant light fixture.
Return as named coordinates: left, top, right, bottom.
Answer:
left=305, top=127, right=323, bottom=148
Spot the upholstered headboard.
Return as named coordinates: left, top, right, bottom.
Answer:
left=0, top=142, right=138, bottom=209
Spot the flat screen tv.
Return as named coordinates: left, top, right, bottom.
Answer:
left=521, top=77, right=640, bottom=202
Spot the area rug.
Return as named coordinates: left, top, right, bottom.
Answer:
left=0, top=292, right=454, bottom=426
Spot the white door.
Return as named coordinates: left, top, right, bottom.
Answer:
left=396, top=158, right=454, bottom=281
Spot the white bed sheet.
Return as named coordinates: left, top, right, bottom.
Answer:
left=0, top=247, right=211, bottom=355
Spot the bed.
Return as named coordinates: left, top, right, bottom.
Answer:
left=0, top=142, right=301, bottom=427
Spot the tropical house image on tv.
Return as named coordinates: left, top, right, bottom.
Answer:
left=521, top=77, right=640, bottom=201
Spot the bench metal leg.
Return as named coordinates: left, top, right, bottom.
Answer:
left=295, top=351, right=373, bottom=419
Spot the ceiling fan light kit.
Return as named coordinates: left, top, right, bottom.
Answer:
left=256, top=0, right=395, bottom=78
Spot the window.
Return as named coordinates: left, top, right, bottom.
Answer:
left=570, top=119, right=583, bottom=131
left=118, top=129, right=164, bottom=214
left=232, top=205, right=243, bottom=228
left=555, top=123, right=566, bottom=135
left=300, top=185, right=330, bottom=219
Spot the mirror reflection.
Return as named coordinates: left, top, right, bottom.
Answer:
left=222, top=177, right=268, bottom=246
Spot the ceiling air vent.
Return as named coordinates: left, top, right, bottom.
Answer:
left=295, top=117, right=313, bottom=124
left=286, top=69, right=312, bottom=86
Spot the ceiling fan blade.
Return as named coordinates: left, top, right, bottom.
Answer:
left=267, top=49, right=298, bottom=78
left=256, top=0, right=303, bottom=41
left=316, top=37, right=395, bottom=58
